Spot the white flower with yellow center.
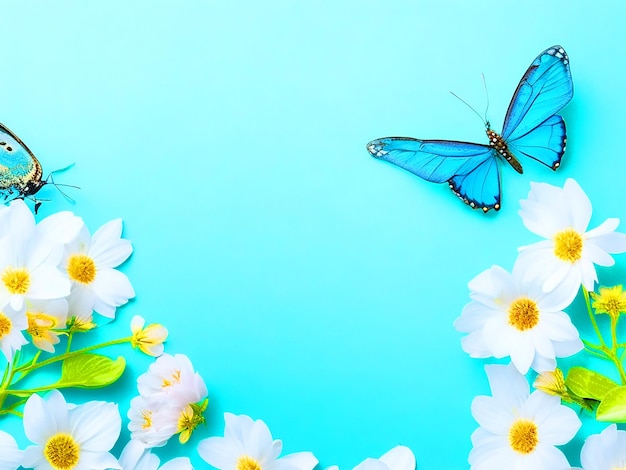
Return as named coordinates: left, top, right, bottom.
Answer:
left=454, top=263, right=583, bottom=374
left=62, top=219, right=134, bottom=319
left=0, top=200, right=74, bottom=312
left=517, top=179, right=626, bottom=299
left=25, top=298, right=68, bottom=353
left=0, top=429, right=23, bottom=470
left=22, top=390, right=121, bottom=470
left=580, top=424, right=626, bottom=470
left=198, top=412, right=318, bottom=470
left=118, top=439, right=192, bottom=470
left=136, top=353, right=206, bottom=403
left=0, top=301, right=28, bottom=361
left=127, top=395, right=180, bottom=448
left=469, top=364, right=580, bottom=470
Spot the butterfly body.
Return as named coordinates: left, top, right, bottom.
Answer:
left=367, top=45, right=572, bottom=212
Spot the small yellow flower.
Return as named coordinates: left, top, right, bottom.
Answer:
left=130, top=315, right=168, bottom=356
left=533, top=369, right=568, bottom=398
left=177, top=399, right=208, bottom=444
left=591, top=285, right=626, bottom=321
left=67, top=315, right=97, bottom=332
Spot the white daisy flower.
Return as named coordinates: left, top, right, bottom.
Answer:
left=63, top=219, right=135, bottom=319
left=137, top=353, right=206, bottom=404
left=469, top=364, right=581, bottom=470
left=580, top=424, right=626, bottom=470
left=22, top=390, right=121, bottom=470
left=0, top=301, right=29, bottom=361
left=118, top=439, right=192, bottom=470
left=127, top=396, right=179, bottom=448
left=517, top=178, right=626, bottom=298
left=25, top=298, right=68, bottom=353
left=198, top=412, right=318, bottom=470
left=352, top=446, right=416, bottom=470
left=0, top=430, right=23, bottom=470
left=454, top=263, right=582, bottom=374
left=0, top=200, right=72, bottom=312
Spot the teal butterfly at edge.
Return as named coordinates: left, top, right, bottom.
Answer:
left=0, top=123, right=54, bottom=213
left=366, top=45, right=573, bottom=213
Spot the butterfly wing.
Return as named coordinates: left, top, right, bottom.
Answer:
left=506, top=114, right=566, bottom=170
left=501, top=45, right=573, bottom=143
left=367, top=137, right=501, bottom=211
left=0, top=123, right=42, bottom=198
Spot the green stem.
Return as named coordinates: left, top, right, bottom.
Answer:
left=583, top=288, right=606, bottom=347
left=14, top=336, right=132, bottom=376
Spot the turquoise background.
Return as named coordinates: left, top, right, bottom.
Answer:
left=1, top=1, right=626, bottom=468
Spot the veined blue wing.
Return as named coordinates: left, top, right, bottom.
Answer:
left=367, top=137, right=501, bottom=211
left=501, top=45, right=573, bottom=142
left=507, top=114, right=566, bottom=170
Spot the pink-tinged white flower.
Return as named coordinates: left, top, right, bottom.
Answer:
left=25, top=298, right=68, bottom=353
left=350, top=446, right=416, bottom=470
left=127, top=396, right=180, bottom=448
left=137, top=353, right=206, bottom=404
left=118, top=439, right=192, bottom=470
left=580, top=424, right=626, bottom=470
left=454, top=263, right=582, bottom=374
left=22, top=390, right=122, bottom=470
left=198, top=412, right=318, bottom=470
left=517, top=179, right=626, bottom=299
left=0, top=301, right=28, bottom=361
left=130, top=315, right=168, bottom=357
left=131, top=354, right=208, bottom=447
left=0, top=200, right=73, bottom=312
left=62, top=219, right=134, bottom=319
left=469, top=364, right=581, bottom=470
left=0, top=430, right=23, bottom=470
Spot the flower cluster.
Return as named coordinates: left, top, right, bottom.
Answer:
left=0, top=199, right=134, bottom=362
left=455, top=179, right=626, bottom=468
left=129, top=353, right=209, bottom=447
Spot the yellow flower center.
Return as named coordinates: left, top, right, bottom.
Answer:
left=508, top=419, right=538, bottom=454
left=553, top=228, right=583, bottom=263
left=162, top=369, right=182, bottom=389
left=2, top=266, right=30, bottom=294
left=237, top=456, right=262, bottom=470
left=508, top=297, right=540, bottom=331
left=0, top=312, right=12, bottom=339
left=67, top=254, right=97, bottom=284
left=141, top=409, right=153, bottom=430
left=44, top=433, right=80, bottom=470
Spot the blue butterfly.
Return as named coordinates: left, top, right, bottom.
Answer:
left=366, top=45, right=573, bottom=212
left=0, top=123, right=75, bottom=213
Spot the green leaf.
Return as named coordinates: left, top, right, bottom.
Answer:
left=565, top=367, right=619, bottom=401
left=52, top=354, right=125, bottom=389
left=596, top=386, right=626, bottom=422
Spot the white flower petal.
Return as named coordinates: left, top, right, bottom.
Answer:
left=563, top=178, right=592, bottom=232
left=69, top=401, right=121, bottom=451
left=23, top=391, right=68, bottom=444
left=92, top=269, right=135, bottom=310
left=198, top=437, right=239, bottom=469
left=379, top=445, right=415, bottom=470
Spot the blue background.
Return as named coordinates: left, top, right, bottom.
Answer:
left=1, top=1, right=626, bottom=468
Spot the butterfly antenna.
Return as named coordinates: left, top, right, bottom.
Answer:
left=45, top=164, right=80, bottom=203
left=482, top=73, right=490, bottom=125
left=450, top=91, right=487, bottom=127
